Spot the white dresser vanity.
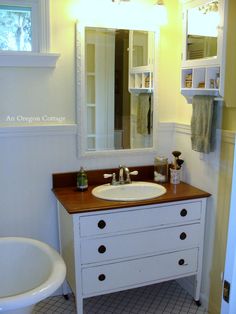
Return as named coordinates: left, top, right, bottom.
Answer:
left=53, top=168, right=210, bottom=314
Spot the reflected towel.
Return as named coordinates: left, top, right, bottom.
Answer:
left=137, top=94, right=150, bottom=135
left=191, top=95, right=216, bottom=153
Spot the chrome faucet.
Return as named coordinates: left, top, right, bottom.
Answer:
left=119, top=165, right=138, bottom=184
left=103, top=166, right=138, bottom=185
left=119, top=165, right=127, bottom=184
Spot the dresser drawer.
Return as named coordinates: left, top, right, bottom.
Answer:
left=82, top=248, right=198, bottom=295
left=81, top=224, right=200, bottom=264
left=79, top=201, right=202, bottom=237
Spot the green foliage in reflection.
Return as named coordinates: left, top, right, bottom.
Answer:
left=0, top=6, right=32, bottom=51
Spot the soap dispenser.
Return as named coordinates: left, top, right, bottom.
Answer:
left=77, top=167, right=88, bottom=191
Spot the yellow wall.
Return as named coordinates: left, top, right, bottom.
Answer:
left=159, top=0, right=215, bottom=126
left=159, top=0, right=192, bottom=124
left=222, top=0, right=236, bottom=130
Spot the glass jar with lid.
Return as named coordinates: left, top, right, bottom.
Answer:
left=154, top=156, right=168, bottom=183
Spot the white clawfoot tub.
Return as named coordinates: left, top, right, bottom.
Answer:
left=0, top=237, right=66, bottom=314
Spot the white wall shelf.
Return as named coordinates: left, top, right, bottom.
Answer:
left=129, top=68, right=153, bottom=94
left=181, top=0, right=228, bottom=101
left=128, top=30, right=154, bottom=95
left=181, top=66, right=221, bottom=98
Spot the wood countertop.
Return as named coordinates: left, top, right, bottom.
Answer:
left=53, top=182, right=210, bottom=214
left=52, top=166, right=211, bottom=214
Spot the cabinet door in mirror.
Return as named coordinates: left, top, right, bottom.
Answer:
left=186, top=0, right=219, bottom=60
left=81, top=27, right=156, bottom=152
left=132, top=30, right=149, bottom=67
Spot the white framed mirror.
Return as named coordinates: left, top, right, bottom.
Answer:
left=182, top=0, right=227, bottom=68
left=76, top=23, right=159, bottom=158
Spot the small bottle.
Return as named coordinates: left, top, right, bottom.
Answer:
left=77, top=167, right=88, bottom=191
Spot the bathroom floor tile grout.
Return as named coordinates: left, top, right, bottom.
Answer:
left=34, top=280, right=208, bottom=314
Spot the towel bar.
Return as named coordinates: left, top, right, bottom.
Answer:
left=185, top=96, right=224, bottom=104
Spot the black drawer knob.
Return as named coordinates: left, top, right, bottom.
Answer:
left=180, top=232, right=187, bottom=240
left=98, top=220, right=106, bottom=229
left=98, top=274, right=106, bottom=281
left=178, top=259, right=185, bottom=266
left=98, top=245, right=106, bottom=254
left=180, top=209, right=187, bottom=217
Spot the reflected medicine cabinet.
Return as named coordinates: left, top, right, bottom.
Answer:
left=181, top=0, right=228, bottom=99
left=128, top=30, right=155, bottom=93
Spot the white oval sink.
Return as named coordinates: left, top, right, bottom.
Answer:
left=92, top=181, right=166, bottom=201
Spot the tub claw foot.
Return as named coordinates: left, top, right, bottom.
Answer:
left=63, top=294, right=69, bottom=300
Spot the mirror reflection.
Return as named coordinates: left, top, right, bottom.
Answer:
left=187, top=0, right=219, bottom=60
left=85, top=27, right=155, bottom=152
left=132, top=30, right=149, bottom=67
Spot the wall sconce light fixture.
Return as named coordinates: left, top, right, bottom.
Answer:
left=112, top=0, right=130, bottom=2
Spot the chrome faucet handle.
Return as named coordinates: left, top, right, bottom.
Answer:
left=103, top=173, right=117, bottom=185
left=126, top=170, right=138, bottom=183
left=104, top=173, right=112, bottom=178
left=130, top=170, right=138, bottom=176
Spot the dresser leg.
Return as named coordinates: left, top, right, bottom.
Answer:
left=75, top=295, right=83, bottom=314
left=193, top=273, right=201, bottom=302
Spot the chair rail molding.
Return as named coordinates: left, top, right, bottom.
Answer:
left=158, top=121, right=236, bottom=145
left=0, top=124, right=77, bottom=138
